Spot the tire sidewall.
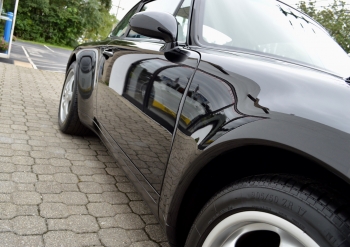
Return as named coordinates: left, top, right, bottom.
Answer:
left=58, top=62, right=77, bottom=130
left=186, top=183, right=344, bottom=247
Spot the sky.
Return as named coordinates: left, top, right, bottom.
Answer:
left=111, top=0, right=350, bottom=20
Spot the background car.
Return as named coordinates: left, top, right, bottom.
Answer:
left=58, top=0, right=350, bottom=246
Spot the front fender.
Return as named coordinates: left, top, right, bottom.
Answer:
left=160, top=115, right=350, bottom=245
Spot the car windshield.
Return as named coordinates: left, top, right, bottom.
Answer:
left=199, top=0, right=350, bottom=77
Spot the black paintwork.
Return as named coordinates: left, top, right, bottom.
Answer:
left=64, top=0, right=350, bottom=246
left=130, top=11, right=178, bottom=46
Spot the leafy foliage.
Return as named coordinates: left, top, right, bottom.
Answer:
left=298, top=0, right=350, bottom=53
left=0, top=38, right=9, bottom=51
left=4, top=0, right=117, bottom=47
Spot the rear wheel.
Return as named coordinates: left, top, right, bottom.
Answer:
left=185, top=175, right=350, bottom=247
left=58, top=62, right=90, bottom=135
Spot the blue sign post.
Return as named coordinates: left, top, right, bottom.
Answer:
left=0, top=0, right=19, bottom=59
left=3, top=12, right=13, bottom=54
left=4, top=12, right=13, bottom=43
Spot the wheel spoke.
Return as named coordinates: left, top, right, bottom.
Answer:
left=64, top=101, right=69, bottom=116
left=279, top=230, right=305, bottom=247
left=67, top=92, right=73, bottom=101
left=60, top=70, right=74, bottom=123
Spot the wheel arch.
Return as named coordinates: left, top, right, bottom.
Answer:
left=164, top=118, right=350, bottom=246
left=172, top=142, right=350, bottom=246
left=66, top=52, right=77, bottom=74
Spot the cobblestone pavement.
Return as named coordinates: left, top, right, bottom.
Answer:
left=0, top=63, right=169, bottom=247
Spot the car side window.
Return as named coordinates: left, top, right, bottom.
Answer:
left=127, top=0, right=182, bottom=39
left=175, top=0, right=191, bottom=43
left=110, top=4, right=140, bottom=38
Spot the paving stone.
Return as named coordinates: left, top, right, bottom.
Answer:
left=0, top=220, right=12, bottom=232
left=131, top=242, right=159, bottom=247
left=0, top=194, right=11, bottom=203
left=97, top=217, right=118, bottom=228
left=106, top=167, right=125, bottom=176
left=38, top=175, right=54, bottom=181
left=60, top=192, right=88, bottom=205
left=114, top=205, right=132, bottom=214
left=99, top=228, right=131, bottom=247
left=0, top=173, right=11, bottom=180
left=54, top=173, right=78, bottom=184
left=11, top=144, right=31, bottom=151
left=50, top=158, right=71, bottom=167
left=0, top=181, right=16, bottom=193
left=0, top=64, right=169, bottom=246
left=0, top=203, right=17, bottom=219
left=145, top=225, right=168, bottom=242
left=127, top=229, right=149, bottom=242
left=16, top=205, right=39, bottom=216
left=92, top=174, right=116, bottom=184
left=84, top=160, right=105, bottom=168
left=116, top=176, right=131, bottom=183
left=12, top=191, right=41, bottom=205
left=102, top=192, right=129, bottom=204
left=48, top=215, right=99, bottom=233
left=40, top=203, right=69, bottom=218
left=40, top=203, right=87, bottom=218
left=78, top=182, right=103, bottom=193
left=0, top=232, right=44, bottom=247
left=71, top=166, right=106, bottom=175
left=87, top=203, right=116, bottom=217
left=33, top=165, right=70, bottom=174
left=142, top=215, right=159, bottom=225
left=78, top=149, right=97, bottom=156
left=130, top=201, right=152, bottom=215
left=101, top=184, right=119, bottom=192
left=117, top=183, right=137, bottom=193
left=12, top=172, right=37, bottom=183
left=61, top=184, right=79, bottom=192
left=127, top=192, right=142, bottom=201
left=78, top=175, right=94, bottom=182
left=12, top=156, right=34, bottom=165
left=160, top=242, right=171, bottom=247
left=35, top=181, right=62, bottom=193
left=87, top=194, right=103, bottom=202
left=97, top=155, right=115, bottom=163
left=44, top=231, right=100, bottom=247
left=12, top=216, right=47, bottom=235
left=17, top=183, right=35, bottom=191
left=114, top=213, right=145, bottom=230
left=0, top=163, right=16, bottom=173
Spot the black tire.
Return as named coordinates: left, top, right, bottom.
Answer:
left=185, top=174, right=350, bottom=247
left=58, top=62, right=90, bottom=135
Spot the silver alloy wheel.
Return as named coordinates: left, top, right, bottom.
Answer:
left=60, top=70, right=74, bottom=123
left=202, top=211, right=320, bottom=247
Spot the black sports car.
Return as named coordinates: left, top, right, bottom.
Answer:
left=58, top=0, right=350, bottom=246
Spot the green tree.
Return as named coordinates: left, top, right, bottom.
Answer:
left=12, top=0, right=117, bottom=47
left=298, top=0, right=350, bottom=53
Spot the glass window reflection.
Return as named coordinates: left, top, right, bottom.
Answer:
left=111, top=4, right=140, bottom=38
left=178, top=70, right=242, bottom=148
left=124, top=59, right=173, bottom=106
left=200, top=0, right=350, bottom=77
left=147, top=66, right=194, bottom=132
left=176, top=0, right=191, bottom=43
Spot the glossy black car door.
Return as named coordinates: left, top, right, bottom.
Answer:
left=96, top=0, right=200, bottom=200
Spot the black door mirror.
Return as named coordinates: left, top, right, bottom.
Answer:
left=129, top=11, right=178, bottom=50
